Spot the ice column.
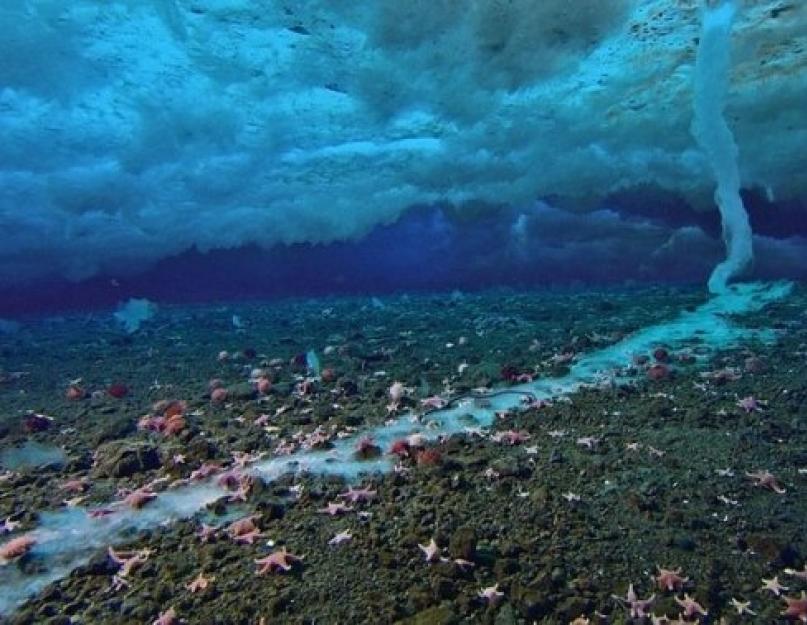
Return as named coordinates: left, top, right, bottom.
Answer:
left=691, top=0, right=753, bottom=294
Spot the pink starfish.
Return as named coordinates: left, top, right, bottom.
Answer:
left=337, top=487, right=377, bottom=504
left=491, top=430, right=531, bottom=445
left=0, top=534, right=36, bottom=563
left=254, top=547, right=302, bottom=575
left=232, top=450, right=265, bottom=468
left=453, top=558, right=475, bottom=571
left=418, top=538, right=440, bottom=563
left=420, top=396, right=447, bottom=410
left=189, top=462, right=222, bottom=481
left=227, top=476, right=254, bottom=503
left=318, top=502, right=353, bottom=516
left=120, top=488, right=158, bottom=509
left=216, top=468, right=244, bottom=490
left=196, top=523, right=217, bottom=543
left=655, top=566, right=688, bottom=592
left=478, top=584, right=504, bottom=606
left=782, top=592, right=807, bottom=622
left=746, top=470, right=786, bottom=494
left=675, top=593, right=708, bottom=618
left=152, top=607, right=177, bottom=625
left=612, top=584, right=655, bottom=619
left=108, top=546, right=152, bottom=577
left=60, top=478, right=90, bottom=494
left=737, top=396, right=763, bottom=413
left=186, top=572, right=214, bottom=593
left=226, top=515, right=263, bottom=544
left=785, top=566, right=807, bottom=581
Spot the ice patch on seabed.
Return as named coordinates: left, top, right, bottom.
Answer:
left=0, top=281, right=793, bottom=614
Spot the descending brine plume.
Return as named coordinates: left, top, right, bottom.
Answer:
left=691, top=0, right=753, bottom=294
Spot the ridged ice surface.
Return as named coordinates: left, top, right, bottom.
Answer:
left=0, top=1, right=805, bottom=284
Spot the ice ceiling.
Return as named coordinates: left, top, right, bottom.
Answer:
left=0, top=0, right=805, bottom=285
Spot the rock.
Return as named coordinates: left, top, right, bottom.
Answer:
left=396, top=603, right=458, bottom=625
left=489, top=456, right=524, bottom=478
left=512, top=583, right=551, bottom=620
left=494, top=557, right=519, bottom=578
left=668, top=533, right=697, bottom=552
left=494, top=603, right=517, bottom=625
left=92, top=415, right=135, bottom=445
left=229, top=382, right=256, bottom=400
left=448, top=526, right=477, bottom=561
left=76, top=550, right=119, bottom=576
left=91, top=441, right=160, bottom=478
left=430, top=576, right=456, bottom=600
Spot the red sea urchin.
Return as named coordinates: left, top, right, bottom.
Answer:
left=107, top=383, right=129, bottom=399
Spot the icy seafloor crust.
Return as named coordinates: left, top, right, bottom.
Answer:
left=0, top=281, right=792, bottom=614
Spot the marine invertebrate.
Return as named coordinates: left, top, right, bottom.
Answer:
left=107, top=383, right=129, bottom=399
left=0, top=534, right=36, bottom=564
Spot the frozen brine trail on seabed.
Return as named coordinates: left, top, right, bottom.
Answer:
left=0, top=280, right=792, bottom=615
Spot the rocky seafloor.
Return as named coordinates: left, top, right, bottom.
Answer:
left=0, top=285, right=805, bottom=624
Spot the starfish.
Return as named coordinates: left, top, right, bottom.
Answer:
left=337, top=487, right=377, bottom=504
left=675, top=593, right=708, bottom=618
left=612, top=584, right=655, bottom=619
left=491, top=430, right=531, bottom=445
left=196, top=523, right=218, bottom=543
left=736, top=396, right=763, bottom=413
left=782, top=592, right=807, bottom=622
left=108, top=546, right=152, bottom=577
left=418, top=538, right=440, bottom=563
left=228, top=476, right=253, bottom=503
left=576, top=436, right=600, bottom=450
left=0, top=517, right=20, bottom=534
left=453, top=558, right=475, bottom=571
left=60, top=478, right=90, bottom=493
left=232, top=450, right=266, bottom=468
left=761, top=576, right=789, bottom=596
left=120, top=488, right=158, bottom=509
left=746, top=470, right=786, bottom=494
left=226, top=515, right=263, bottom=544
left=420, top=396, right=447, bottom=410
left=655, top=566, right=688, bottom=592
left=318, top=502, right=353, bottom=516
left=186, top=571, right=214, bottom=593
left=189, top=462, right=222, bottom=481
left=328, top=530, right=352, bottom=546
left=478, top=584, right=504, bottom=607
left=0, top=534, right=36, bottom=563
left=152, top=607, right=177, bottom=625
left=729, top=598, right=756, bottom=615
left=785, top=565, right=807, bottom=581
left=254, top=547, right=302, bottom=575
